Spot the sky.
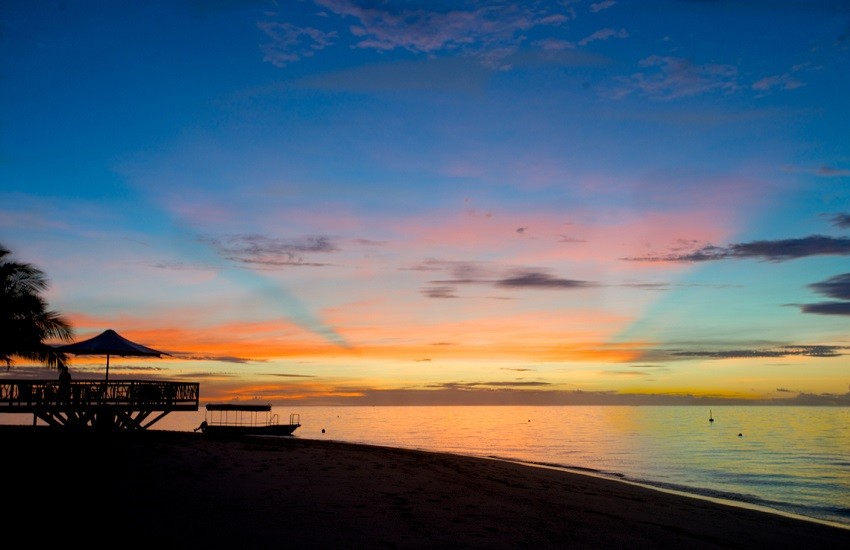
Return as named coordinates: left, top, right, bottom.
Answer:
left=2, top=0, right=850, bottom=406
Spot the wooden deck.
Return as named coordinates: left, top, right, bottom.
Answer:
left=0, top=379, right=199, bottom=431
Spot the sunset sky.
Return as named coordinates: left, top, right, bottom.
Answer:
left=2, top=1, right=850, bottom=405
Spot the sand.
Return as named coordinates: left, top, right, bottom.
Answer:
left=3, top=426, right=848, bottom=549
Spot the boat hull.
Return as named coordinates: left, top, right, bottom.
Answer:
left=202, top=423, right=300, bottom=437
left=201, top=403, right=300, bottom=437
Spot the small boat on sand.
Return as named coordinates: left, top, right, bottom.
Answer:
left=200, top=403, right=300, bottom=437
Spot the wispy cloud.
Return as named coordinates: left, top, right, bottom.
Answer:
left=752, top=73, right=804, bottom=93
left=264, top=1, right=573, bottom=69
left=578, top=28, right=628, bottom=46
left=200, top=234, right=339, bottom=267
left=258, top=21, right=337, bottom=67
left=171, top=354, right=253, bottom=364
left=589, top=1, right=617, bottom=13
left=623, top=235, right=850, bottom=263
left=532, top=38, right=576, bottom=51
left=613, top=55, right=739, bottom=100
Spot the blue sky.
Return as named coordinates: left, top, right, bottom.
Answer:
left=2, top=1, right=850, bottom=405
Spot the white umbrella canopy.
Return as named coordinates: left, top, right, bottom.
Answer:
left=56, top=329, right=169, bottom=382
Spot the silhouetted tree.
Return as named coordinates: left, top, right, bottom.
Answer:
left=0, top=244, right=73, bottom=369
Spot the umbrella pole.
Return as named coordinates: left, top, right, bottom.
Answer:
left=106, top=354, right=110, bottom=383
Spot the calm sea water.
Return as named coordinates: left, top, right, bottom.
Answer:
left=7, top=405, right=850, bottom=528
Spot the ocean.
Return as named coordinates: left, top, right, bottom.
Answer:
left=8, top=404, right=850, bottom=528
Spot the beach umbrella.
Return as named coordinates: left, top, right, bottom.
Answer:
left=56, top=329, right=169, bottom=382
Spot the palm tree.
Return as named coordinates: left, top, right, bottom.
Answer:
left=0, top=244, right=74, bottom=369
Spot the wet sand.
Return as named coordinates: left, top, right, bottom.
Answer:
left=3, top=426, right=848, bottom=549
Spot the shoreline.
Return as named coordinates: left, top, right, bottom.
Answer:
left=486, top=453, right=850, bottom=531
left=3, top=426, right=849, bottom=548
left=514, top=459, right=850, bottom=532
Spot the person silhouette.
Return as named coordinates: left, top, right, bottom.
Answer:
left=58, top=366, right=72, bottom=404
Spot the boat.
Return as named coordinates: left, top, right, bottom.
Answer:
left=199, top=403, right=300, bottom=437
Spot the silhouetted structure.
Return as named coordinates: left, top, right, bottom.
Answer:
left=58, top=366, right=71, bottom=404
left=0, top=379, right=199, bottom=430
left=56, top=328, right=169, bottom=383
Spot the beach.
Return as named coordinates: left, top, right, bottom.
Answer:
left=3, top=426, right=848, bottom=549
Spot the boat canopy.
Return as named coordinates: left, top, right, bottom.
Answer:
left=205, top=403, right=272, bottom=412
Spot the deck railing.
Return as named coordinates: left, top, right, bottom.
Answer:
left=0, top=380, right=199, bottom=409
left=0, top=380, right=200, bottom=430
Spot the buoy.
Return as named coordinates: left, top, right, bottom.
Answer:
left=709, top=409, right=714, bottom=423
left=738, top=433, right=743, bottom=437
left=322, top=428, right=325, bottom=433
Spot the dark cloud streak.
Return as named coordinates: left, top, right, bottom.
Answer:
left=496, top=271, right=591, bottom=289
left=800, top=302, right=850, bottom=315
left=800, top=273, right=850, bottom=316
left=434, top=381, right=552, bottom=389
left=624, top=235, right=850, bottom=263
left=830, top=213, right=850, bottom=228
left=672, top=345, right=844, bottom=359
left=417, top=260, right=593, bottom=298
left=421, top=286, right=458, bottom=299
left=808, top=273, right=850, bottom=300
